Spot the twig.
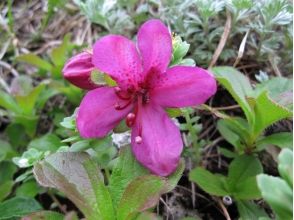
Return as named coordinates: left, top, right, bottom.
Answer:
left=48, top=191, right=67, bottom=214
left=269, top=55, right=282, bottom=76
left=213, top=105, right=240, bottom=110
left=0, top=60, right=19, bottom=76
left=216, top=197, right=231, bottom=220
left=233, top=30, right=249, bottom=67
left=208, top=10, right=232, bottom=69
left=203, top=137, right=224, bottom=151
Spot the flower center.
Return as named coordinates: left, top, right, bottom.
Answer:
left=114, top=86, right=149, bottom=143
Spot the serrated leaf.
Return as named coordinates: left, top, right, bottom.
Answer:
left=16, top=53, right=52, bottom=71
left=211, top=66, right=254, bottom=125
left=0, top=197, right=42, bottom=219
left=189, top=167, right=229, bottom=196
left=109, top=146, right=149, bottom=209
left=254, top=77, right=293, bottom=109
left=256, top=132, right=293, bottom=150
left=257, top=174, right=292, bottom=220
left=117, top=175, right=166, bottom=220
left=253, top=91, right=292, bottom=137
left=33, top=152, right=114, bottom=220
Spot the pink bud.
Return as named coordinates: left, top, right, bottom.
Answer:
left=63, top=52, right=98, bottom=90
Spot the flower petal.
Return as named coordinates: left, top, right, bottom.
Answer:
left=92, top=35, right=143, bottom=89
left=151, top=66, right=217, bottom=108
left=77, top=87, right=132, bottom=138
left=137, top=19, right=172, bottom=75
left=131, top=103, right=183, bottom=176
left=63, top=52, right=98, bottom=90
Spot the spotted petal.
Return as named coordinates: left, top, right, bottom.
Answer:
left=131, top=103, right=183, bottom=176
left=92, top=35, right=143, bottom=89
left=137, top=19, right=172, bottom=76
left=151, top=66, right=217, bottom=108
left=77, top=87, right=132, bottom=138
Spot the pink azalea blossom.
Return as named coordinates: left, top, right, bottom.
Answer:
left=63, top=19, right=217, bottom=176
left=63, top=52, right=98, bottom=90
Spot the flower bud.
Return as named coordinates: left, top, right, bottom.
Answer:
left=63, top=52, right=98, bottom=90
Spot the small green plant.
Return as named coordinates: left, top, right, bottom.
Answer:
left=211, top=66, right=292, bottom=156
left=190, top=154, right=268, bottom=219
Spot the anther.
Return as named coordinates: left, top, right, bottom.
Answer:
left=126, top=113, right=136, bottom=127
left=114, top=100, right=132, bottom=110
left=135, top=136, right=142, bottom=144
left=114, top=87, right=121, bottom=93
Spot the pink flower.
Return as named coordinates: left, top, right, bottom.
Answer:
left=63, top=52, right=98, bottom=90
left=63, top=19, right=217, bottom=176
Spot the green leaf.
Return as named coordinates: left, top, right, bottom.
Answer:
left=278, top=149, right=293, bottom=187
left=0, top=90, right=20, bottom=114
left=28, top=133, right=61, bottom=152
left=253, top=91, right=292, bottom=137
left=0, top=161, right=17, bottom=184
left=211, top=66, right=254, bottom=124
left=227, top=155, right=263, bottom=192
left=163, top=159, right=185, bottom=193
left=15, top=83, right=46, bottom=115
left=16, top=180, right=39, bottom=198
left=166, top=108, right=182, bottom=118
left=217, top=119, right=243, bottom=150
left=14, top=115, right=38, bottom=137
left=33, top=152, right=114, bottom=220
left=234, top=176, right=261, bottom=200
left=117, top=175, right=166, bottom=220
left=237, top=200, right=268, bottom=220
left=256, top=132, right=293, bottom=150
left=0, top=197, right=42, bottom=219
left=0, top=140, right=16, bottom=162
left=50, top=34, right=71, bottom=67
left=218, top=147, right=238, bottom=158
left=109, top=146, right=149, bottom=209
left=0, top=181, right=13, bottom=202
left=69, top=140, right=91, bottom=152
left=83, top=159, right=115, bottom=220
left=257, top=174, right=292, bottom=220
left=13, top=148, right=45, bottom=168
left=189, top=167, right=229, bottom=196
left=254, top=77, right=293, bottom=109
left=16, top=53, right=52, bottom=71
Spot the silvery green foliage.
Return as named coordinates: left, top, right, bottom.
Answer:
left=73, top=0, right=293, bottom=71
left=73, top=0, right=135, bottom=34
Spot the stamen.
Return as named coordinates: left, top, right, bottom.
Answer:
left=126, top=113, right=136, bottom=127
left=115, top=87, right=131, bottom=100
left=135, top=136, right=142, bottom=144
left=114, top=100, right=132, bottom=110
